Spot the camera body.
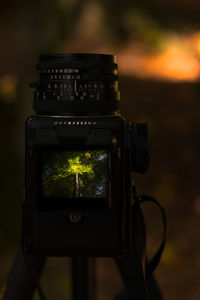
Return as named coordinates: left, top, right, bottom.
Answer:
left=23, top=54, right=149, bottom=257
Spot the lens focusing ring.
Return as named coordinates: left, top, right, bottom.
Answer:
left=31, top=53, right=120, bottom=115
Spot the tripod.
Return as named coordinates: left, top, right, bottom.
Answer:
left=2, top=196, right=166, bottom=300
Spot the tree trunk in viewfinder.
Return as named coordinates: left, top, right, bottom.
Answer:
left=75, top=173, right=80, bottom=197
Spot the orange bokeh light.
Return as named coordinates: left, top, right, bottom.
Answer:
left=118, top=36, right=200, bottom=81
left=144, top=45, right=200, bottom=81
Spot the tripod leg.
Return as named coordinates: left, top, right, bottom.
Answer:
left=72, top=257, right=96, bottom=300
left=3, top=245, right=46, bottom=300
left=114, top=203, right=164, bottom=300
left=146, top=273, right=164, bottom=300
left=114, top=203, right=148, bottom=299
left=114, top=249, right=148, bottom=300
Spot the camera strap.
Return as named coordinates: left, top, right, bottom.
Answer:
left=140, top=194, right=167, bottom=275
left=114, top=187, right=167, bottom=300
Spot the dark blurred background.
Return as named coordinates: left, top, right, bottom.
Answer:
left=0, top=1, right=200, bottom=299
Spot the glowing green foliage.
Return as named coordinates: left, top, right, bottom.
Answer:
left=67, top=156, right=95, bottom=177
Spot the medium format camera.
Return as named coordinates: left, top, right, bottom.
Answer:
left=23, top=53, right=149, bottom=257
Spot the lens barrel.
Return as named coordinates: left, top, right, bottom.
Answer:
left=31, top=53, right=120, bottom=115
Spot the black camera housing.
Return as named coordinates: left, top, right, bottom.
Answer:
left=23, top=54, right=149, bottom=257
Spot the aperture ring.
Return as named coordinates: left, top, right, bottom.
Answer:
left=34, top=90, right=120, bottom=102
left=34, top=80, right=118, bottom=91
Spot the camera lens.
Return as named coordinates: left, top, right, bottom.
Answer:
left=31, top=53, right=120, bottom=115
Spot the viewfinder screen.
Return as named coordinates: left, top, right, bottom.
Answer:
left=42, top=150, right=108, bottom=198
